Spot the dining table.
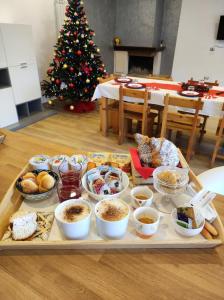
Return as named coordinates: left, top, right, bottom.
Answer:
left=92, top=77, right=224, bottom=136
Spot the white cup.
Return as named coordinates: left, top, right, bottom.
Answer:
left=55, top=199, right=91, bottom=239
left=131, top=186, right=153, bottom=208
left=133, top=207, right=160, bottom=238
left=95, top=199, right=130, bottom=239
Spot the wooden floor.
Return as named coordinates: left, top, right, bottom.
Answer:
left=19, top=110, right=135, bottom=153
left=0, top=111, right=224, bottom=300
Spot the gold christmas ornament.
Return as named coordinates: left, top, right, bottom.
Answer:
left=70, top=105, right=74, bottom=110
left=86, top=78, right=90, bottom=83
left=76, top=21, right=79, bottom=25
left=96, top=48, right=100, bottom=53
left=80, top=1, right=84, bottom=5
left=51, top=77, right=55, bottom=81
left=48, top=100, right=53, bottom=105
left=63, top=64, right=68, bottom=69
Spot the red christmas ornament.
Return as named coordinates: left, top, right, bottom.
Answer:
left=70, top=67, right=74, bottom=72
left=89, top=67, right=93, bottom=72
left=74, top=31, right=77, bottom=36
left=65, top=5, right=69, bottom=11
left=59, top=96, right=64, bottom=101
left=62, top=50, right=66, bottom=55
left=47, top=68, right=53, bottom=74
left=90, top=31, right=94, bottom=36
left=84, top=88, right=88, bottom=93
left=77, top=50, right=82, bottom=56
left=89, top=40, right=94, bottom=46
left=55, top=79, right=61, bottom=85
left=69, top=83, right=75, bottom=88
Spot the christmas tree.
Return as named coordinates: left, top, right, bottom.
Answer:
left=42, top=0, right=106, bottom=105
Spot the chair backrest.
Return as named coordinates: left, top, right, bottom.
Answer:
left=190, top=77, right=219, bottom=87
left=148, top=74, right=173, bottom=81
left=119, top=86, right=150, bottom=136
left=160, top=94, right=203, bottom=137
left=99, top=74, right=114, bottom=84
left=119, top=86, right=149, bottom=114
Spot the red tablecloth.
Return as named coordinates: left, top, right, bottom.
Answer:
left=141, top=82, right=224, bottom=98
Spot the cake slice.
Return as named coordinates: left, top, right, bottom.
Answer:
left=11, top=212, right=37, bottom=241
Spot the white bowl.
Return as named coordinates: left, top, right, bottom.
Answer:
left=55, top=199, right=92, bottom=239
left=171, top=208, right=205, bottom=237
left=82, top=169, right=129, bottom=201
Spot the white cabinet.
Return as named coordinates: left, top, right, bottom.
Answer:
left=9, top=63, right=41, bottom=105
left=0, top=24, right=36, bottom=67
left=0, top=88, right=18, bottom=127
left=114, top=51, right=128, bottom=74
left=0, top=23, right=42, bottom=127
left=0, top=31, right=7, bottom=69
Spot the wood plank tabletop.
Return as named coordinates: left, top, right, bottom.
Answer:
left=0, top=128, right=224, bottom=300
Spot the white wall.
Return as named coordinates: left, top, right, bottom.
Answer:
left=172, top=0, right=224, bottom=85
left=0, top=0, right=57, bottom=81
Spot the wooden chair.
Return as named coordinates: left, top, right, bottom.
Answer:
left=180, top=79, right=219, bottom=143
left=118, top=86, right=157, bottom=145
left=148, top=74, right=173, bottom=81
left=211, top=104, right=224, bottom=167
left=99, top=75, right=119, bottom=135
left=161, top=94, right=203, bottom=161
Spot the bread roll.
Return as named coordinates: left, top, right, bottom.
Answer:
left=22, top=172, right=36, bottom=181
left=201, top=228, right=213, bottom=240
left=36, top=171, right=48, bottom=184
left=204, top=221, right=218, bottom=236
left=39, top=174, right=55, bottom=190
left=21, top=179, right=39, bottom=193
left=39, top=186, right=48, bottom=193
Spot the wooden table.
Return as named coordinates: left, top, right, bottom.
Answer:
left=0, top=129, right=224, bottom=299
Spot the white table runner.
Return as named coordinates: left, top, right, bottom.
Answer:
left=92, top=77, right=224, bottom=117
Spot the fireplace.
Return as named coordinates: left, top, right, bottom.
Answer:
left=113, top=45, right=164, bottom=76
left=128, top=56, right=153, bottom=75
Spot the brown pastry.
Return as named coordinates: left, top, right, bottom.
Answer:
left=36, top=171, right=49, bottom=184
left=204, top=221, right=218, bottom=236
left=39, top=186, right=48, bottom=193
left=135, top=134, right=179, bottom=167
left=39, top=174, right=55, bottom=190
left=22, top=172, right=36, bottom=181
left=21, top=179, right=39, bottom=193
left=158, top=171, right=180, bottom=185
left=201, top=228, right=213, bottom=240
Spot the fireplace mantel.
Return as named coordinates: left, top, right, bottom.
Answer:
left=113, top=45, right=165, bottom=57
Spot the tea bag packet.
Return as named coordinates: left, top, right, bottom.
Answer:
left=98, top=165, right=110, bottom=177
left=87, top=172, right=108, bottom=194
left=104, top=167, right=123, bottom=193
left=176, top=207, right=201, bottom=229
left=188, top=189, right=217, bottom=222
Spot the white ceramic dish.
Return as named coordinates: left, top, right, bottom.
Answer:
left=171, top=207, right=205, bottom=237
left=81, top=169, right=129, bottom=201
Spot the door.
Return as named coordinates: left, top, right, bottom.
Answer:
left=9, top=63, right=41, bottom=105
left=0, top=30, right=7, bottom=68
left=0, top=87, right=18, bottom=127
left=114, top=51, right=128, bottom=74
left=0, top=24, right=36, bottom=67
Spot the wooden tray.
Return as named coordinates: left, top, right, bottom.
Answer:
left=0, top=151, right=223, bottom=250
